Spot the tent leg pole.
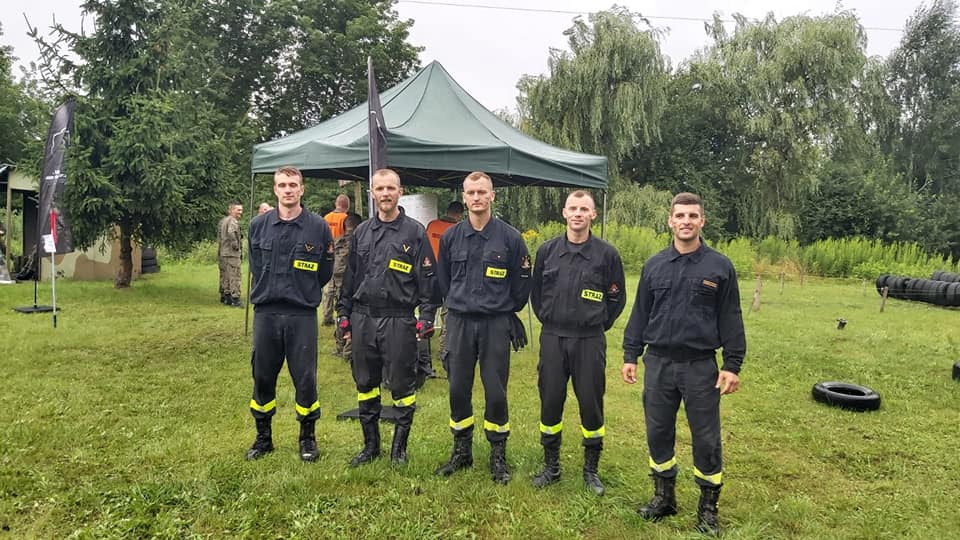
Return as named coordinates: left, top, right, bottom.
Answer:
left=245, top=172, right=255, bottom=337
left=601, top=190, right=607, bottom=240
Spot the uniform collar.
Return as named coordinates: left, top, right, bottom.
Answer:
left=668, top=238, right=707, bottom=262
left=269, top=206, right=306, bottom=227
left=371, top=206, right=405, bottom=230
left=465, top=217, right=494, bottom=239
left=558, top=233, right=595, bottom=259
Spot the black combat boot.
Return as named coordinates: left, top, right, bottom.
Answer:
left=349, top=420, right=381, bottom=467
left=696, top=484, right=721, bottom=536
left=298, top=419, right=319, bottom=462
left=582, top=446, right=605, bottom=496
left=229, top=296, right=243, bottom=308
left=489, top=440, right=511, bottom=485
left=220, top=293, right=227, bottom=305
left=390, top=424, right=411, bottom=464
left=435, top=430, right=473, bottom=476
left=245, top=417, right=274, bottom=461
left=531, top=446, right=561, bottom=488
left=637, top=475, right=678, bottom=520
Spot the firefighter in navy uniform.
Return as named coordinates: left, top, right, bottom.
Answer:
left=245, top=166, right=334, bottom=462
left=336, top=169, right=437, bottom=467
left=435, top=171, right=531, bottom=485
left=530, top=190, right=626, bottom=495
left=621, top=192, right=746, bottom=536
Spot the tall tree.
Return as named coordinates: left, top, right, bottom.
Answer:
left=881, top=0, right=960, bottom=257
left=884, top=0, right=960, bottom=196
left=502, top=7, right=668, bottom=230
left=0, top=24, right=47, bottom=166
left=634, top=11, right=868, bottom=239
left=254, top=0, right=421, bottom=138
left=32, top=0, right=422, bottom=286
left=31, top=1, right=249, bottom=287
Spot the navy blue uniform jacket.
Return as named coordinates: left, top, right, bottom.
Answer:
left=622, top=242, right=746, bottom=374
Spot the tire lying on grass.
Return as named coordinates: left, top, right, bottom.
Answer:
left=953, top=361, right=960, bottom=381
left=812, top=381, right=881, bottom=412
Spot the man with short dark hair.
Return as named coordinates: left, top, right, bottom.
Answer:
left=621, top=191, right=746, bottom=536
left=245, top=166, right=334, bottom=463
left=337, top=169, right=437, bottom=466
left=218, top=201, right=243, bottom=306
left=435, top=171, right=531, bottom=485
left=530, top=190, right=625, bottom=496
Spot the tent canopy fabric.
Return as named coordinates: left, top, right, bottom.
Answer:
left=251, top=61, right=608, bottom=190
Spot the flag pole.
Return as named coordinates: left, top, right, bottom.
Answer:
left=50, top=210, right=57, bottom=328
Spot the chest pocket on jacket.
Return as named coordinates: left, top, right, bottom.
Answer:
left=689, top=276, right=719, bottom=309
left=450, top=250, right=468, bottom=281
left=649, top=278, right=671, bottom=313
left=252, top=238, right=273, bottom=271
left=292, top=243, right=321, bottom=272
left=483, top=250, right=508, bottom=280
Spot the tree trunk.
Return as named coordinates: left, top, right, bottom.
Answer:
left=115, top=221, right=133, bottom=288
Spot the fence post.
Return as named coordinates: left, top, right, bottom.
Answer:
left=779, top=271, right=785, bottom=294
left=751, top=276, right=762, bottom=312
left=880, top=286, right=889, bottom=313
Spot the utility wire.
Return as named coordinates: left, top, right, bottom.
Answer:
left=396, top=0, right=904, bottom=32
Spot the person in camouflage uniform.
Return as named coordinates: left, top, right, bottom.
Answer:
left=218, top=201, right=243, bottom=307
left=332, top=213, right=363, bottom=359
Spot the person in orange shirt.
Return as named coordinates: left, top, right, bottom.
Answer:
left=422, top=201, right=463, bottom=376
left=322, top=194, right=350, bottom=325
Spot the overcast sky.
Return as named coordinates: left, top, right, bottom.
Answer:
left=6, top=0, right=929, bottom=111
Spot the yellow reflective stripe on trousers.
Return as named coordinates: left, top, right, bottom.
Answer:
left=483, top=420, right=510, bottom=433
left=649, top=456, right=678, bottom=472
left=357, top=387, right=381, bottom=402
left=694, top=467, right=723, bottom=486
left=449, top=416, right=475, bottom=431
left=539, top=421, right=563, bottom=435
left=249, top=399, right=277, bottom=413
left=393, top=394, right=416, bottom=407
left=581, top=424, right=605, bottom=438
left=295, top=400, right=320, bottom=416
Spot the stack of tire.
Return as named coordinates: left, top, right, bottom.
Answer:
left=932, top=270, right=960, bottom=283
left=875, top=273, right=960, bottom=306
left=141, top=246, right=160, bottom=274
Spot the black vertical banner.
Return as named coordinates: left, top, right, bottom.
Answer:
left=367, top=56, right=388, bottom=174
left=38, top=98, right=76, bottom=256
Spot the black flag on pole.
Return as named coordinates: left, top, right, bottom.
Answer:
left=38, top=98, right=76, bottom=256
left=367, top=56, right=387, bottom=174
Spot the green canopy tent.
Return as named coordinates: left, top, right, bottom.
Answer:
left=250, top=61, right=608, bottom=190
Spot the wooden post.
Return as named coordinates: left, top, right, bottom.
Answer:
left=751, top=276, right=762, bottom=312
left=880, top=286, right=889, bottom=313
left=800, top=268, right=805, bottom=286
left=779, top=270, right=785, bottom=294
left=353, top=181, right=364, bottom=216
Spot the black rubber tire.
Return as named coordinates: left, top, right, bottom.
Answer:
left=947, top=282, right=960, bottom=307
left=954, top=361, right=960, bottom=381
left=933, top=281, right=950, bottom=306
left=875, top=274, right=890, bottom=296
left=811, top=381, right=881, bottom=412
left=932, top=270, right=943, bottom=281
left=921, top=280, right=937, bottom=304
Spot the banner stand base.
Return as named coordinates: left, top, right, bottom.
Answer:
left=336, top=405, right=402, bottom=423
left=14, top=305, right=55, bottom=313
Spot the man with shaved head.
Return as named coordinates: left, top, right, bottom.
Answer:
left=435, top=171, right=532, bottom=485
left=529, top=190, right=626, bottom=496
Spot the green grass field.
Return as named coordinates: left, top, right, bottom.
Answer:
left=1, top=263, right=959, bottom=539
